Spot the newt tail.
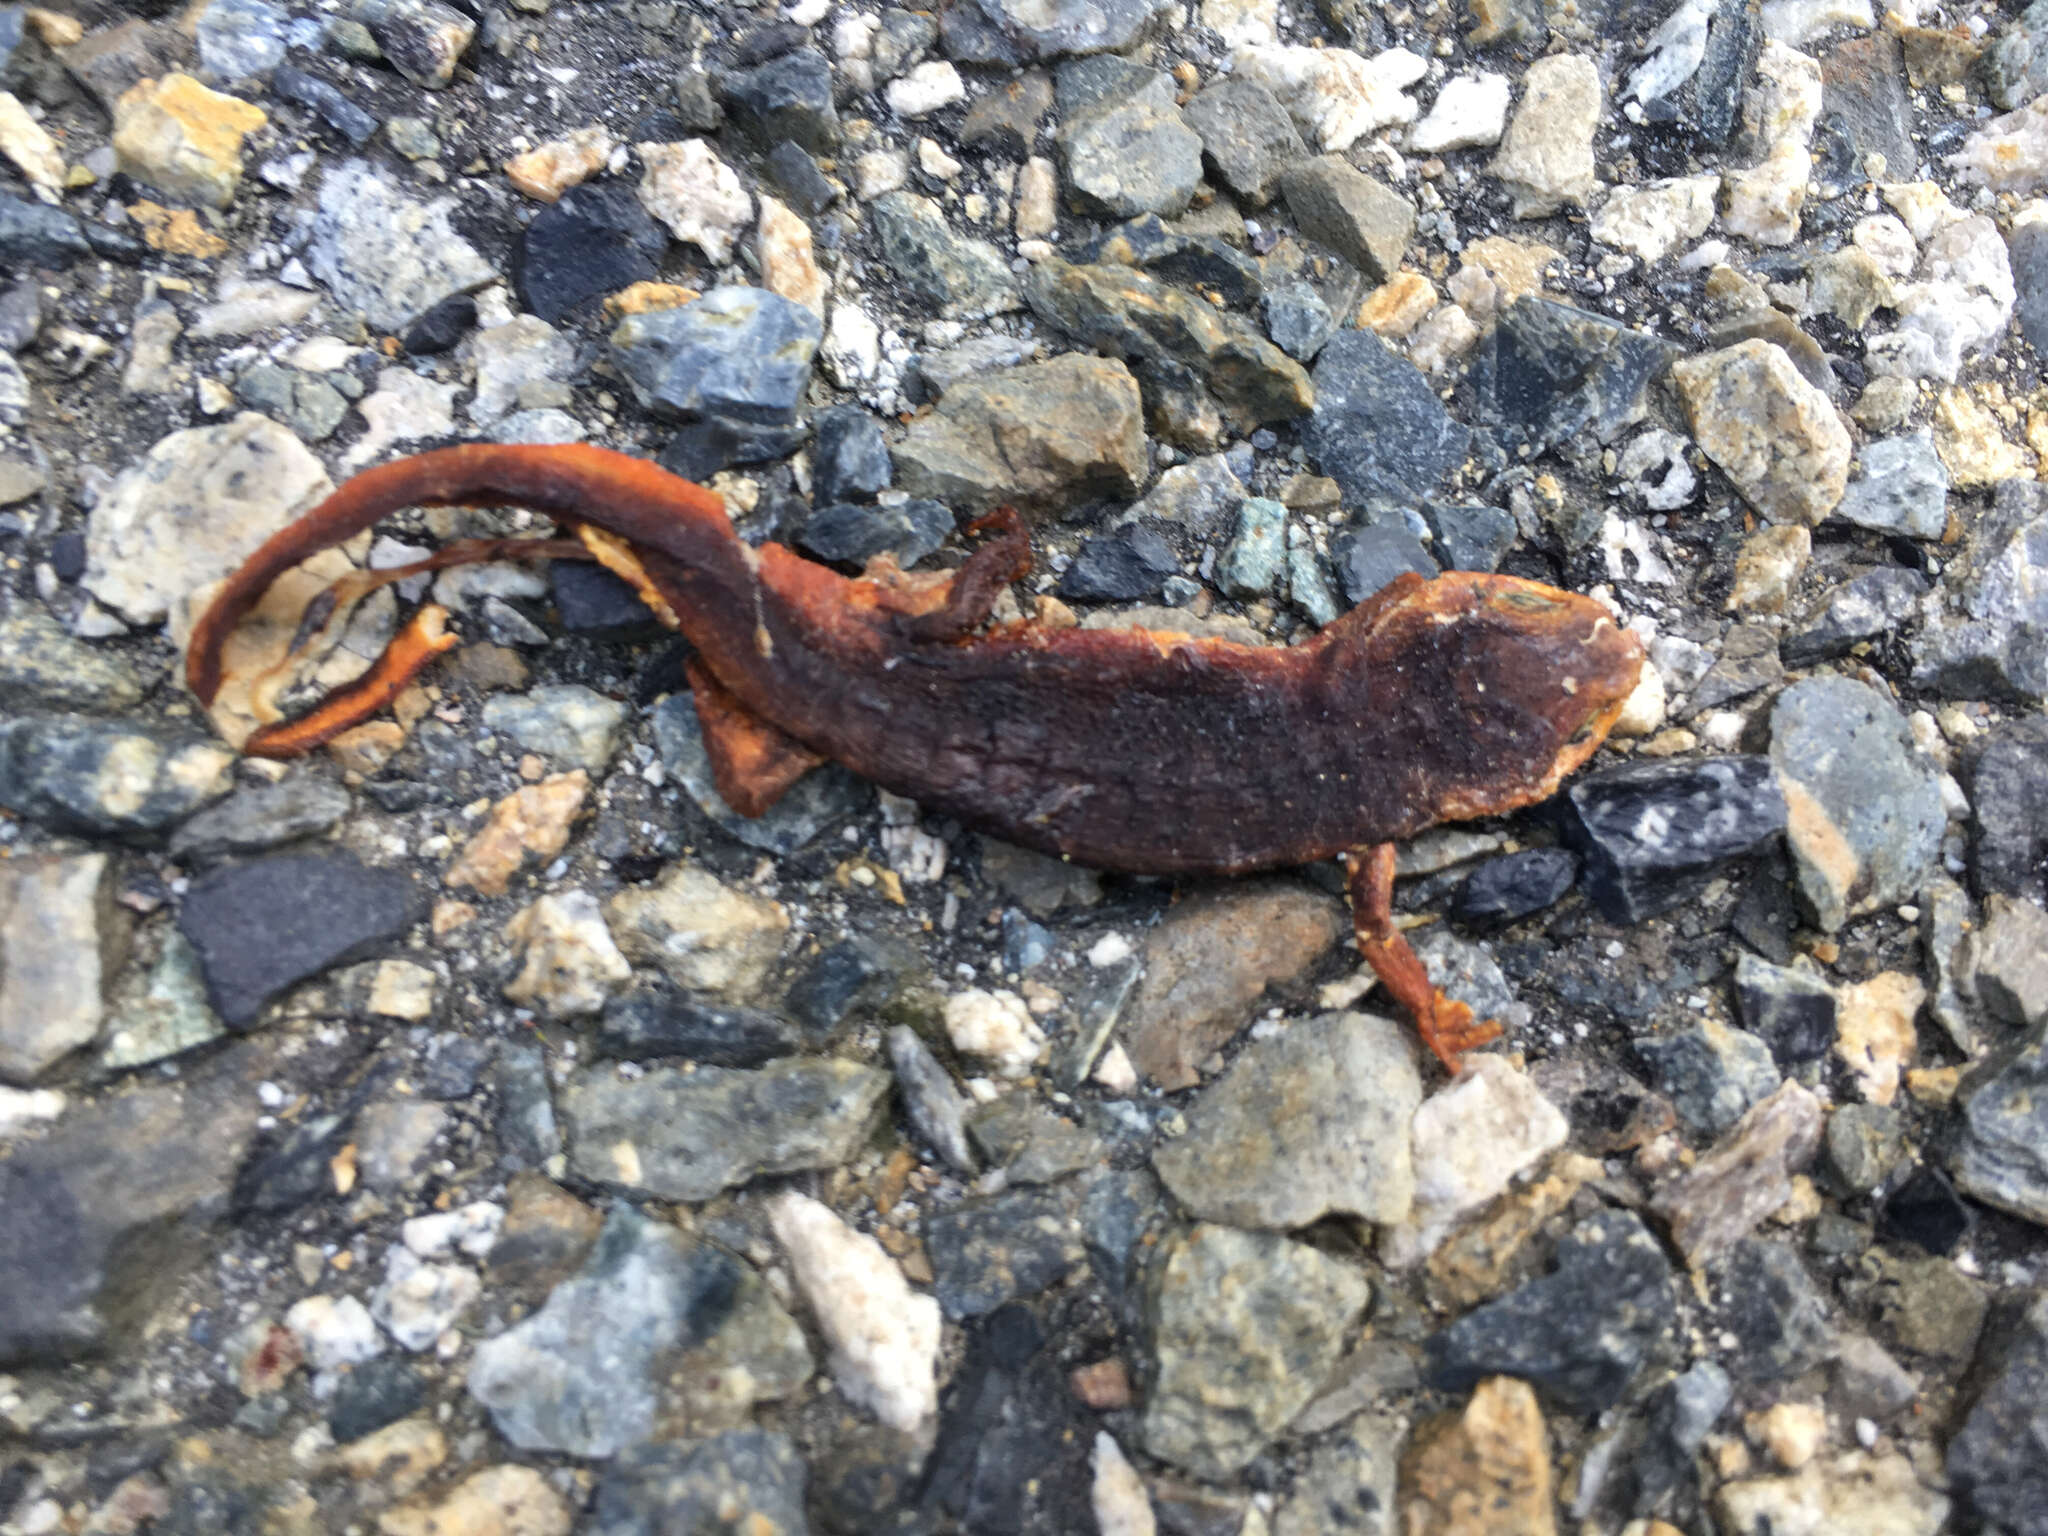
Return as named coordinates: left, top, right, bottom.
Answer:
left=185, top=443, right=1643, bottom=1076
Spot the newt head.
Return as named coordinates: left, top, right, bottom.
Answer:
left=1328, top=570, right=1644, bottom=826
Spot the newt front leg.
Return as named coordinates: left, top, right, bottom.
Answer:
left=1344, top=843, right=1501, bottom=1073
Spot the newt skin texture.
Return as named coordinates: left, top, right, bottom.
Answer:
left=187, top=443, right=1644, bottom=1071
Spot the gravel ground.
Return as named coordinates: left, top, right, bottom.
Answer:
left=3, top=0, right=2048, bottom=1532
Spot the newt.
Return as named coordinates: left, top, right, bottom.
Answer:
left=185, top=443, right=1644, bottom=1073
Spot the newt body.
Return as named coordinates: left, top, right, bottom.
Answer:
left=188, top=444, right=1644, bottom=1070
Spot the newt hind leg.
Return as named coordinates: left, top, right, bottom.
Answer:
left=898, top=506, right=1033, bottom=643
left=1344, top=843, right=1501, bottom=1073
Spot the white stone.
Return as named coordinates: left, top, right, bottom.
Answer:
left=85, top=413, right=332, bottom=627
left=1722, top=41, right=1822, bottom=246
left=1381, top=1055, right=1569, bottom=1265
left=402, top=1201, right=506, bottom=1260
left=636, top=139, right=752, bottom=262
left=944, top=988, right=1047, bottom=1078
left=822, top=302, right=881, bottom=385
left=605, top=863, right=789, bottom=1002
left=1016, top=155, right=1057, bottom=240
left=786, top=0, right=830, bottom=23
left=770, top=1191, right=940, bottom=1433
left=0, top=1086, right=65, bottom=1138
left=1407, top=302, right=1480, bottom=373
left=1611, top=663, right=1669, bottom=738
left=371, top=1247, right=480, bottom=1352
left=501, top=891, right=631, bottom=1019
left=916, top=137, right=961, bottom=180
left=0, top=91, right=64, bottom=196
left=1490, top=53, right=1601, bottom=217
left=345, top=367, right=460, bottom=468
left=1593, top=175, right=1719, bottom=261
left=1092, top=1433, right=1157, bottom=1536
left=1408, top=72, right=1510, bottom=153
left=468, top=314, right=574, bottom=425
left=833, top=12, right=878, bottom=57
left=1867, top=214, right=2015, bottom=382
left=1951, top=96, right=2048, bottom=193
left=1617, top=425, right=1699, bottom=509
left=1881, top=179, right=1965, bottom=242
left=758, top=194, right=828, bottom=316
left=1628, top=0, right=1715, bottom=106
left=1761, top=0, right=1873, bottom=44
left=852, top=149, right=909, bottom=200
left=1852, top=214, right=1918, bottom=278
left=887, top=61, right=966, bottom=117
left=285, top=1294, right=386, bottom=1372
left=1201, top=0, right=1277, bottom=47
left=1231, top=43, right=1426, bottom=153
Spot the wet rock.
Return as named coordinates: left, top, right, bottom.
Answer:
left=1405, top=1376, right=1555, bottom=1534
left=1463, top=297, right=1675, bottom=457
left=0, top=716, right=233, bottom=840
left=1383, top=1055, right=1569, bottom=1264
left=1782, top=566, right=1928, bottom=667
left=1427, top=1207, right=1673, bottom=1415
left=801, top=499, right=954, bottom=568
left=771, top=1189, right=940, bottom=1432
left=1123, top=881, right=1346, bottom=1089
left=1060, top=520, right=1182, bottom=601
left=303, top=159, right=495, bottom=332
left=1155, top=1011, right=1419, bottom=1228
left=178, top=852, right=417, bottom=1027
left=517, top=179, right=666, bottom=324
left=168, top=776, right=352, bottom=864
left=0, top=1041, right=269, bottom=1362
left=561, top=1057, right=888, bottom=1201
left=1279, top=154, right=1414, bottom=281
left=724, top=48, right=839, bottom=152
left=650, top=692, right=868, bottom=855
left=593, top=1432, right=809, bottom=1536
left=610, top=286, right=821, bottom=425
left=112, top=72, right=266, bottom=210
left=1304, top=328, right=1469, bottom=508
left=85, top=412, right=331, bottom=627
left=1024, top=257, right=1312, bottom=428
left=1672, top=339, right=1851, bottom=525
left=871, top=190, right=1018, bottom=322
left=1653, top=1080, right=1823, bottom=1264
left=893, top=351, right=1145, bottom=516
left=1636, top=1020, right=1782, bottom=1137
left=1769, top=676, right=1945, bottom=932
left=1142, top=1223, right=1370, bottom=1479
left=1733, top=952, right=1837, bottom=1065
left=1878, top=1165, right=1970, bottom=1255
left=1491, top=53, right=1600, bottom=216
left=1055, top=57, right=1203, bottom=220
left=1561, top=756, right=1787, bottom=924
left=552, top=560, right=664, bottom=641
left=1183, top=76, right=1308, bottom=205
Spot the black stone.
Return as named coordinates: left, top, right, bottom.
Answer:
left=812, top=405, right=892, bottom=504
left=1001, top=908, right=1054, bottom=973
left=1878, top=1165, right=1971, bottom=1256
left=1708, top=1238, right=1833, bottom=1382
left=271, top=64, right=379, bottom=146
left=328, top=1358, right=425, bottom=1443
left=551, top=559, right=667, bottom=642
left=659, top=416, right=809, bottom=482
left=1262, top=279, right=1335, bottom=360
left=1453, top=848, right=1579, bottom=928
left=0, top=193, right=89, bottom=267
left=926, top=1188, right=1082, bottom=1319
left=1088, top=213, right=1264, bottom=308
left=765, top=139, right=837, bottom=217
left=2015, top=222, right=2048, bottom=358
left=785, top=938, right=893, bottom=1039
left=721, top=48, right=839, bottom=153
left=1732, top=952, right=1837, bottom=1065
left=1636, top=0, right=1760, bottom=147
left=48, top=530, right=85, bottom=582
left=1303, top=329, right=1470, bottom=509
left=403, top=292, right=477, bottom=355
left=732, top=21, right=809, bottom=64
left=800, top=499, right=955, bottom=569
left=1816, top=33, right=1914, bottom=189
left=1057, top=520, right=1180, bottom=601
left=517, top=180, right=666, bottom=324
left=1462, top=297, right=1676, bottom=458
left=1425, top=1208, right=1675, bottom=1416
left=234, top=1107, right=356, bottom=1214
left=1560, top=756, right=1788, bottom=925
left=1597, top=1361, right=1732, bottom=1522
left=593, top=1431, right=808, bottom=1536
left=1782, top=565, right=1927, bottom=667
left=415, top=1033, right=493, bottom=1100
left=1332, top=522, right=1437, bottom=604
left=595, top=987, right=801, bottom=1068
left=1948, top=1294, right=2048, bottom=1536
left=1429, top=503, right=1519, bottom=572
left=672, top=67, right=723, bottom=132
left=178, top=853, right=419, bottom=1027
left=1970, top=716, right=2048, bottom=904
left=1729, top=852, right=1799, bottom=963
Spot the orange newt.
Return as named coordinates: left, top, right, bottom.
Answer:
left=185, top=443, right=1643, bottom=1072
